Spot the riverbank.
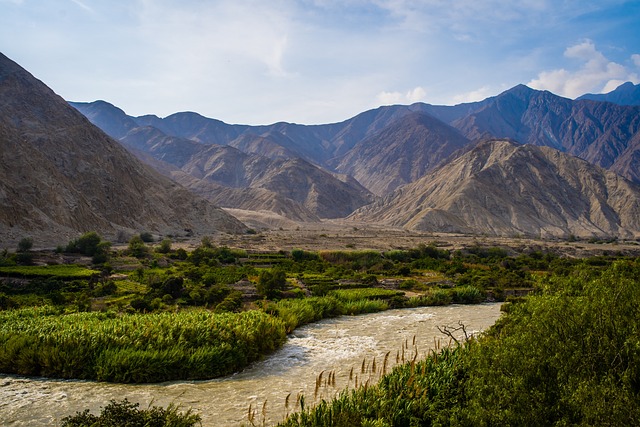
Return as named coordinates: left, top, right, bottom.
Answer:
left=0, top=304, right=503, bottom=426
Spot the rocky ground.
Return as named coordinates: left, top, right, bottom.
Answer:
left=207, top=217, right=640, bottom=257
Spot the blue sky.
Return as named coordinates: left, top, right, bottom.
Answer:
left=1, top=0, right=639, bottom=125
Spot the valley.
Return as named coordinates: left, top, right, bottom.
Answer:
left=2, top=48, right=640, bottom=427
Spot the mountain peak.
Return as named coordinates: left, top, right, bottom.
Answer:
left=1, top=53, right=245, bottom=246
left=577, top=81, right=640, bottom=106
left=350, top=140, right=640, bottom=238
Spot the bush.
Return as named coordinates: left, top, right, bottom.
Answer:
left=66, top=232, right=102, bottom=256
left=61, top=398, right=201, bottom=427
left=92, top=241, right=111, bottom=264
left=156, top=238, right=172, bottom=254
left=257, top=269, right=287, bottom=299
left=139, top=232, right=154, bottom=243
left=17, top=237, right=33, bottom=253
left=128, top=235, right=148, bottom=258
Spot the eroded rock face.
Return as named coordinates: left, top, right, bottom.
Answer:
left=0, top=52, right=245, bottom=247
left=331, top=112, right=469, bottom=196
left=350, top=140, right=640, bottom=239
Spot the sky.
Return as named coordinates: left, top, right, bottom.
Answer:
left=1, top=0, right=639, bottom=125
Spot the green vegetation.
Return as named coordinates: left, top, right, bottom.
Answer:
left=0, top=264, right=99, bottom=279
left=61, top=399, right=200, bottom=427
left=278, top=259, right=640, bottom=426
left=0, top=307, right=286, bottom=383
left=2, top=233, right=637, bottom=393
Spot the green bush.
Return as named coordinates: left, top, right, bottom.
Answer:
left=17, top=237, right=33, bottom=253
left=127, top=235, right=148, bottom=258
left=66, top=232, right=102, bottom=256
left=61, top=398, right=201, bottom=427
left=257, top=269, right=287, bottom=299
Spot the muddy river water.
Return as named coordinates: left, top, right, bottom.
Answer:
left=1, top=303, right=502, bottom=426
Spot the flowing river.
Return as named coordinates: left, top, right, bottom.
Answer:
left=0, top=303, right=502, bottom=426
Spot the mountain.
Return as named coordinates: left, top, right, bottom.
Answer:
left=331, top=112, right=469, bottom=196
left=350, top=140, right=640, bottom=239
left=577, top=82, right=640, bottom=106
left=70, top=84, right=640, bottom=236
left=451, top=85, right=640, bottom=183
left=73, top=101, right=374, bottom=219
left=0, top=52, right=245, bottom=247
left=171, top=151, right=374, bottom=219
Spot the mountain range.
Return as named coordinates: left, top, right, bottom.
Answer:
left=68, top=79, right=640, bottom=238
left=350, top=140, right=640, bottom=239
left=0, top=52, right=245, bottom=247
left=2, top=50, right=640, bottom=243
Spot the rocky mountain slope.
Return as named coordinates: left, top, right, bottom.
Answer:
left=577, top=81, right=640, bottom=106
left=331, top=112, right=469, bottom=195
left=350, top=140, right=640, bottom=239
left=449, top=85, right=640, bottom=183
left=73, top=101, right=374, bottom=220
left=72, top=83, right=640, bottom=193
left=0, top=52, right=245, bottom=247
left=70, top=81, right=640, bottom=238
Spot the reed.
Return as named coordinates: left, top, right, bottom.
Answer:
left=0, top=307, right=287, bottom=383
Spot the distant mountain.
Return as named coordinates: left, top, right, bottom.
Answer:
left=119, top=127, right=373, bottom=220
left=331, top=112, right=469, bottom=195
left=0, top=52, right=245, bottom=247
left=70, top=84, right=640, bottom=238
left=450, top=85, right=640, bottom=183
left=350, top=140, right=640, bottom=239
left=72, top=101, right=374, bottom=220
left=577, top=82, right=640, bottom=106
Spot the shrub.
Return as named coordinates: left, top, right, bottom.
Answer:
left=91, top=241, right=111, bottom=264
left=127, top=235, right=148, bottom=258
left=61, top=398, right=201, bottom=427
left=139, top=232, right=154, bottom=243
left=156, top=238, right=172, bottom=254
left=66, top=232, right=102, bottom=256
left=257, top=269, right=287, bottom=299
left=17, top=237, right=33, bottom=253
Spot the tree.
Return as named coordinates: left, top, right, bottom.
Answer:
left=66, top=232, right=102, bottom=256
left=16, top=237, right=34, bottom=265
left=92, top=241, right=112, bottom=264
left=17, top=237, right=33, bottom=252
left=256, top=269, right=287, bottom=299
left=156, top=238, right=172, bottom=254
left=128, top=235, right=148, bottom=258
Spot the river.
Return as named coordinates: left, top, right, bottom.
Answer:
left=0, top=303, right=502, bottom=426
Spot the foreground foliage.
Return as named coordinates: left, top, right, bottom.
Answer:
left=279, top=260, right=640, bottom=426
left=61, top=399, right=201, bottom=427
left=0, top=308, right=286, bottom=383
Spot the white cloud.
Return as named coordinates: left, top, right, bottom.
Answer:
left=69, top=0, right=93, bottom=13
left=528, top=40, right=639, bottom=97
left=376, top=86, right=427, bottom=105
left=633, top=54, right=640, bottom=68
left=452, top=86, right=493, bottom=104
left=136, top=1, right=292, bottom=78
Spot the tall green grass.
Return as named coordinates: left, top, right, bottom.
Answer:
left=262, top=292, right=393, bottom=333
left=0, top=307, right=286, bottom=383
left=0, top=265, right=99, bottom=279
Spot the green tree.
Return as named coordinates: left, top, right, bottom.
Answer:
left=156, top=238, right=172, bottom=254
left=92, top=241, right=111, bottom=264
left=128, top=235, right=148, bottom=258
left=257, top=269, right=287, bottom=299
left=17, top=237, right=33, bottom=252
left=66, top=232, right=102, bottom=256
